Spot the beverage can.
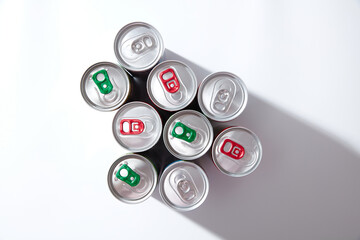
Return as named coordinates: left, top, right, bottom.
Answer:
left=212, top=127, right=262, bottom=177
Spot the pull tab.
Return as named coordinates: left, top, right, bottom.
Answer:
left=210, top=79, right=236, bottom=113
left=171, top=122, right=196, bottom=143
left=220, top=139, right=245, bottom=160
left=120, top=119, right=145, bottom=135
left=116, top=164, right=140, bottom=187
left=131, top=35, right=155, bottom=54
left=92, top=69, right=113, bottom=94
left=159, top=68, right=180, bottom=93
left=170, top=169, right=198, bottom=203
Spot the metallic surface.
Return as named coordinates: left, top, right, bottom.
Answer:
left=114, top=22, right=164, bottom=72
left=147, top=60, right=197, bottom=111
left=212, top=127, right=262, bottom=177
left=80, top=62, right=130, bottom=111
left=113, top=101, right=162, bottom=152
left=163, top=110, right=213, bottom=160
left=159, top=161, right=209, bottom=211
left=108, top=154, right=157, bottom=204
left=198, top=72, right=248, bottom=121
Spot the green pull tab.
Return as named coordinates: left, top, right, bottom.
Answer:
left=115, top=164, right=140, bottom=187
left=92, top=69, right=113, bottom=94
left=171, top=122, right=196, bottom=143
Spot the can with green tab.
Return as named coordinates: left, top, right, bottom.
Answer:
left=108, top=154, right=157, bottom=204
left=163, top=110, right=213, bottom=160
left=80, top=62, right=130, bottom=111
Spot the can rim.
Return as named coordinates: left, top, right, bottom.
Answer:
left=197, top=71, right=248, bottom=122
left=80, top=61, right=130, bottom=111
left=212, top=126, right=262, bottom=177
left=112, top=101, right=163, bottom=152
left=147, top=60, right=198, bottom=111
left=159, top=161, right=209, bottom=211
left=108, top=154, right=158, bottom=204
left=114, top=22, right=164, bottom=72
left=163, top=110, right=214, bottom=160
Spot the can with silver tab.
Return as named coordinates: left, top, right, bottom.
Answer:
left=108, top=154, right=157, bottom=204
left=198, top=72, right=248, bottom=121
left=113, top=101, right=162, bottom=152
left=147, top=60, right=197, bottom=111
left=80, top=62, right=130, bottom=111
left=212, top=126, right=262, bottom=177
left=163, top=110, right=213, bottom=160
left=114, top=22, right=164, bottom=74
left=159, top=161, right=209, bottom=211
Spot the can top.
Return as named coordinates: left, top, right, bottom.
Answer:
left=108, top=154, right=157, bottom=204
left=198, top=72, right=248, bottom=121
left=212, top=127, right=262, bottom=177
left=163, top=110, right=213, bottom=160
left=114, top=22, right=164, bottom=72
left=147, top=60, right=197, bottom=111
left=159, top=161, right=209, bottom=211
left=113, top=101, right=162, bottom=152
left=80, top=62, right=130, bottom=111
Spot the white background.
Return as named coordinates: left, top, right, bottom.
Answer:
left=1, top=0, right=360, bottom=239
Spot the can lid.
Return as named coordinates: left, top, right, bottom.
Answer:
left=198, top=72, right=248, bottom=121
left=80, top=62, right=130, bottom=111
left=163, top=110, right=213, bottom=160
left=113, top=101, right=162, bottom=152
left=114, top=22, right=164, bottom=72
left=108, top=154, right=157, bottom=204
left=159, top=161, right=209, bottom=211
left=147, top=60, right=197, bottom=111
left=212, top=127, right=262, bottom=177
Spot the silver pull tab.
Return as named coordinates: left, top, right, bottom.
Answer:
left=121, top=34, right=157, bottom=61
left=210, top=79, right=236, bottom=114
left=170, top=169, right=198, bottom=203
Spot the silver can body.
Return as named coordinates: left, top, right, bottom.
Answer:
left=80, top=62, right=130, bottom=111
left=113, top=101, right=162, bottom=152
left=198, top=72, right=248, bottom=121
left=147, top=60, right=197, bottom=111
left=114, top=22, right=164, bottom=73
left=163, top=110, right=213, bottom=160
left=108, top=154, right=157, bottom=204
left=159, top=161, right=209, bottom=211
left=212, top=127, right=262, bottom=177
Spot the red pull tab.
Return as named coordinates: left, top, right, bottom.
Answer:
left=159, top=68, right=180, bottom=93
left=120, top=119, right=145, bottom=135
left=220, top=139, right=245, bottom=160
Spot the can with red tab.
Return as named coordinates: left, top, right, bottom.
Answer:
left=113, top=101, right=162, bottom=152
left=147, top=60, right=197, bottom=111
left=114, top=22, right=164, bottom=74
left=212, top=127, right=262, bottom=177
left=108, top=154, right=157, bottom=204
left=159, top=161, right=209, bottom=211
left=163, top=110, right=213, bottom=160
left=80, top=62, right=130, bottom=111
left=198, top=72, right=248, bottom=121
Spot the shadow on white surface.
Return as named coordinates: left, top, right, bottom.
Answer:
left=151, top=49, right=360, bottom=240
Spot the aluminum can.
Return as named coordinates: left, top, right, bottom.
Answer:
left=163, top=110, right=213, bottom=160
left=147, top=60, right=197, bottom=111
left=159, top=161, right=209, bottom=211
left=108, top=154, right=157, bottom=204
left=80, top=62, right=130, bottom=111
left=212, top=127, right=262, bottom=177
left=198, top=72, right=248, bottom=121
left=114, top=22, right=164, bottom=73
left=113, top=101, right=162, bottom=152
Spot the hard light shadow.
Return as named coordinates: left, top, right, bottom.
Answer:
left=151, top=49, right=360, bottom=240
